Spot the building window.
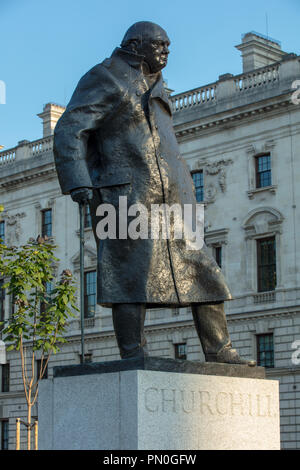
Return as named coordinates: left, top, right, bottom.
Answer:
left=192, top=171, right=204, bottom=202
left=0, top=420, right=9, bottom=450
left=1, top=364, right=10, bottom=392
left=41, top=209, right=52, bottom=237
left=214, top=246, right=222, bottom=268
left=84, top=204, right=92, bottom=228
left=174, top=343, right=187, bottom=360
left=0, top=280, right=5, bottom=326
left=257, top=334, right=274, bottom=368
left=84, top=271, right=96, bottom=318
left=36, top=359, right=48, bottom=380
left=257, top=237, right=276, bottom=292
left=255, top=154, right=271, bottom=188
left=0, top=221, right=5, bottom=243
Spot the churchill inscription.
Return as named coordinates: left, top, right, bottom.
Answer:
left=144, top=387, right=277, bottom=418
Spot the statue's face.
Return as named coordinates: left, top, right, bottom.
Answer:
left=137, top=33, right=170, bottom=73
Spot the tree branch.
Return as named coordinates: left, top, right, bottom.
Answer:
left=19, top=336, right=29, bottom=404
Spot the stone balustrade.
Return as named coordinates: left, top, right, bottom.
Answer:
left=171, top=84, right=216, bottom=112
left=170, top=59, right=296, bottom=114
left=0, top=136, right=53, bottom=166
left=28, top=136, right=53, bottom=156
left=234, top=64, right=279, bottom=92
left=253, top=291, right=276, bottom=304
left=0, top=148, right=16, bottom=165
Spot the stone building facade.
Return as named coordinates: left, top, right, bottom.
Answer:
left=0, top=32, right=300, bottom=449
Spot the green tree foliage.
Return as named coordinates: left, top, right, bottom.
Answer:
left=0, top=235, right=79, bottom=449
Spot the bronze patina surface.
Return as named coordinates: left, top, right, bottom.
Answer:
left=54, top=22, right=255, bottom=366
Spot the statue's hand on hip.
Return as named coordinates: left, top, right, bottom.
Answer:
left=70, top=188, right=93, bottom=204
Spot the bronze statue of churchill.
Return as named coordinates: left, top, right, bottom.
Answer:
left=54, top=21, right=254, bottom=365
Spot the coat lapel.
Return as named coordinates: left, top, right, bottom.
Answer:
left=112, top=48, right=172, bottom=116
left=150, top=76, right=173, bottom=116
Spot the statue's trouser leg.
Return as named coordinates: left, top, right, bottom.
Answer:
left=192, top=302, right=256, bottom=365
left=192, top=302, right=231, bottom=360
left=112, top=303, right=148, bottom=359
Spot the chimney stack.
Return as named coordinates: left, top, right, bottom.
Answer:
left=37, top=103, right=66, bottom=137
left=236, top=32, right=287, bottom=73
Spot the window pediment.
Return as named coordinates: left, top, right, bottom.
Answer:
left=71, top=245, right=97, bottom=271
left=243, top=207, right=283, bottom=239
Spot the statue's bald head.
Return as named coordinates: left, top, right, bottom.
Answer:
left=121, top=21, right=170, bottom=73
left=121, top=21, right=169, bottom=47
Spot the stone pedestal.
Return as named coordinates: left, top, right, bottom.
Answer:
left=38, top=357, right=280, bottom=450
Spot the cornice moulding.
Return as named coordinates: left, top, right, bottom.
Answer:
left=0, top=168, right=57, bottom=189
left=174, top=96, right=293, bottom=141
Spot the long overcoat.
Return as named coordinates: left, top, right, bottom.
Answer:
left=53, top=47, right=232, bottom=307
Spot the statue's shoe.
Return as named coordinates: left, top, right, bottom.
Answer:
left=206, top=346, right=256, bottom=367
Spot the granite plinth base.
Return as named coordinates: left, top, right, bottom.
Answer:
left=52, top=356, right=266, bottom=379
left=38, top=358, right=280, bottom=450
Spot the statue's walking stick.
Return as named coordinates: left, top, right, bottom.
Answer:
left=79, top=202, right=85, bottom=363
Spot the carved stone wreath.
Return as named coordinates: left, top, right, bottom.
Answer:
left=195, top=158, right=233, bottom=203
left=2, top=212, right=26, bottom=245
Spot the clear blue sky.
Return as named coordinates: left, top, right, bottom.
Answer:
left=1, top=0, right=300, bottom=150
